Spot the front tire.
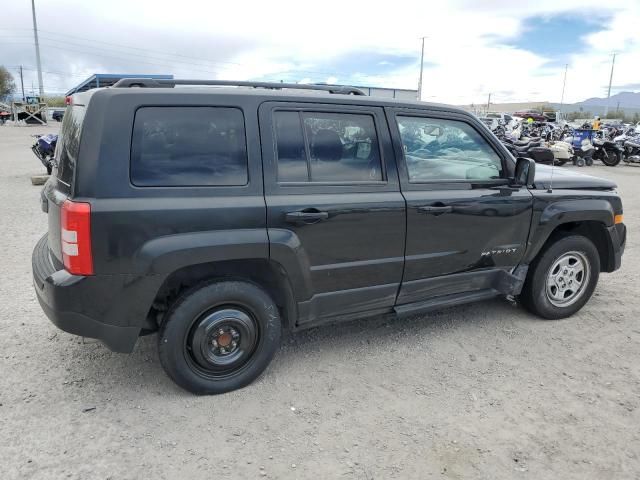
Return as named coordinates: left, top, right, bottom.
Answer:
left=158, top=281, right=281, bottom=394
left=520, top=235, right=600, bottom=319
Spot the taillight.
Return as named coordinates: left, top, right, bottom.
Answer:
left=65, top=95, right=72, bottom=105
left=61, top=200, right=93, bottom=275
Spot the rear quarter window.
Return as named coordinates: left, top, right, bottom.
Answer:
left=130, top=107, right=248, bottom=187
left=55, top=105, right=85, bottom=188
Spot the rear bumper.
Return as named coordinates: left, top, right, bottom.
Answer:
left=35, top=287, right=140, bottom=353
left=607, top=223, right=626, bottom=272
left=32, top=234, right=162, bottom=353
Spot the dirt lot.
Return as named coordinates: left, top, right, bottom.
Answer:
left=1, top=123, right=639, bottom=480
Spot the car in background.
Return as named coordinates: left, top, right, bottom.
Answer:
left=52, top=110, right=65, bottom=122
left=513, top=110, right=547, bottom=122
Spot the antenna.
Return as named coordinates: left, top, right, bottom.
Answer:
left=547, top=158, right=555, bottom=193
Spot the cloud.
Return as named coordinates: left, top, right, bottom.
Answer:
left=0, top=0, right=638, bottom=105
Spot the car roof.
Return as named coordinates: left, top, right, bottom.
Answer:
left=74, top=86, right=471, bottom=115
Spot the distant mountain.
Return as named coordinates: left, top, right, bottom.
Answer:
left=577, top=91, right=640, bottom=108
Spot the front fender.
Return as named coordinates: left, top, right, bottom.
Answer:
left=523, top=197, right=615, bottom=264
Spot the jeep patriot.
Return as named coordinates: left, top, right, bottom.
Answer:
left=32, top=79, right=626, bottom=394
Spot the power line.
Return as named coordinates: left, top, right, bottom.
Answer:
left=1, top=41, right=225, bottom=75
left=0, top=39, right=225, bottom=75
left=1, top=33, right=240, bottom=72
left=2, top=37, right=360, bottom=80
left=0, top=30, right=391, bottom=81
left=0, top=28, right=242, bottom=67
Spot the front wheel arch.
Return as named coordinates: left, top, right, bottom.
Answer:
left=529, top=221, right=614, bottom=274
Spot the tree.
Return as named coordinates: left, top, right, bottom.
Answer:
left=44, top=96, right=66, bottom=107
left=0, top=66, right=16, bottom=102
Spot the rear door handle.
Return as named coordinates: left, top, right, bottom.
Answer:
left=418, top=205, right=453, bottom=215
left=285, top=209, right=329, bottom=224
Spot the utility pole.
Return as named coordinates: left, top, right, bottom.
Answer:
left=486, top=93, right=491, bottom=113
left=31, top=0, right=44, bottom=97
left=417, top=36, right=426, bottom=101
left=604, top=52, right=616, bottom=117
left=19, top=66, right=26, bottom=101
left=559, top=63, right=568, bottom=114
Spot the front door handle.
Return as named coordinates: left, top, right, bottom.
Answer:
left=285, top=209, right=329, bottom=224
left=418, top=205, right=453, bottom=215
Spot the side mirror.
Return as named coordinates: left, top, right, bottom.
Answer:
left=514, top=157, right=536, bottom=186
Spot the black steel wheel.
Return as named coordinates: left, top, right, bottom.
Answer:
left=187, top=307, right=258, bottom=377
left=158, top=281, right=281, bottom=394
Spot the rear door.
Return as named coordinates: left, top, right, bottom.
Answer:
left=388, top=108, right=533, bottom=305
left=259, top=102, right=405, bottom=326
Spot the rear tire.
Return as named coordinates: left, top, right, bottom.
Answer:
left=158, top=280, right=281, bottom=394
left=601, top=150, right=622, bottom=167
left=520, top=235, right=600, bottom=319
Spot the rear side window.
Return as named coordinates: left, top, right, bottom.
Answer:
left=55, top=105, right=85, bottom=187
left=131, top=107, right=248, bottom=187
left=274, top=110, right=383, bottom=183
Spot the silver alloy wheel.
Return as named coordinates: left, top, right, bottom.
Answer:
left=545, top=251, right=591, bottom=307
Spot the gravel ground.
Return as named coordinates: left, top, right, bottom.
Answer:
left=1, top=123, right=639, bottom=480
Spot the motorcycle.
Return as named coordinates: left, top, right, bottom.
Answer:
left=502, top=137, right=556, bottom=164
left=31, top=133, right=58, bottom=174
left=546, top=140, right=574, bottom=165
left=592, top=135, right=623, bottom=166
left=622, top=134, right=640, bottom=164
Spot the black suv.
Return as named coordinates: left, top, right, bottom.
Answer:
left=33, top=79, right=626, bottom=394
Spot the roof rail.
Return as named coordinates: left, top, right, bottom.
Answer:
left=111, top=78, right=367, bottom=96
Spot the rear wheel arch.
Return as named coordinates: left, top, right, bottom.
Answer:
left=150, top=258, right=297, bottom=331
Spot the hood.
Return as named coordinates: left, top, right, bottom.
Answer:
left=532, top=163, right=617, bottom=190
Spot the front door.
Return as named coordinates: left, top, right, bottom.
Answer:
left=388, top=109, right=533, bottom=305
left=259, top=102, right=406, bottom=325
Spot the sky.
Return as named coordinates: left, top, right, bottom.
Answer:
left=1, top=0, right=639, bottom=105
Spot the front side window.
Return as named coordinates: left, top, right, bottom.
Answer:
left=397, top=116, right=503, bottom=182
left=274, top=111, right=383, bottom=183
left=131, top=107, right=248, bottom=187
